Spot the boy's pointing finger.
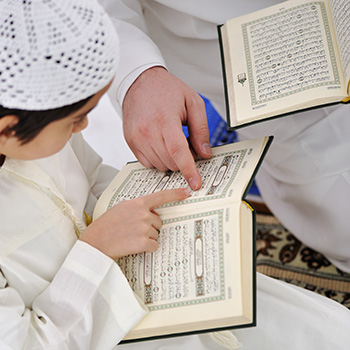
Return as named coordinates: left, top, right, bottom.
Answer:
left=146, top=188, right=191, bottom=210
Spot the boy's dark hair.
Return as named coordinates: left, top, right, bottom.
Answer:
left=0, top=95, right=92, bottom=144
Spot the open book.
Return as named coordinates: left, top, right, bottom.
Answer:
left=93, top=136, right=273, bottom=342
left=218, top=0, right=350, bottom=129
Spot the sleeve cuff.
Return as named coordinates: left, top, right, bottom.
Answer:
left=63, top=240, right=149, bottom=332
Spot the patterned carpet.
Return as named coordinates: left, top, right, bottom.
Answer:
left=255, top=211, right=350, bottom=309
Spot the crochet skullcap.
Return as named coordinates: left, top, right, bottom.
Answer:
left=0, top=0, right=118, bottom=110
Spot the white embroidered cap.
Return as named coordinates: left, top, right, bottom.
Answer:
left=0, top=0, right=118, bottom=110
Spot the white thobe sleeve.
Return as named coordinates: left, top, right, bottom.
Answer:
left=98, top=0, right=166, bottom=110
left=0, top=240, right=147, bottom=350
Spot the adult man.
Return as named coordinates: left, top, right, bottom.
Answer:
left=100, top=0, right=350, bottom=272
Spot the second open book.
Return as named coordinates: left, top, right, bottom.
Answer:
left=219, top=0, right=350, bottom=129
left=93, top=136, right=272, bottom=342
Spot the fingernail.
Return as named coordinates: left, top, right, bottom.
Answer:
left=189, top=177, right=199, bottom=191
left=202, top=143, right=212, bottom=156
left=183, top=188, right=191, bottom=197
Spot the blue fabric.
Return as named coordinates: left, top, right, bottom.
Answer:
left=182, top=95, right=238, bottom=146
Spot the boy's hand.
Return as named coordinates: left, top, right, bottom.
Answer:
left=80, top=188, right=190, bottom=259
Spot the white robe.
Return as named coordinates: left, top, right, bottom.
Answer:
left=99, top=0, right=350, bottom=272
left=0, top=134, right=147, bottom=349
left=2, top=132, right=350, bottom=349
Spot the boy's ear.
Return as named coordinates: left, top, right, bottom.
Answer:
left=0, top=115, right=19, bottom=145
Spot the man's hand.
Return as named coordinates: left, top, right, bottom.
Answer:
left=122, top=67, right=212, bottom=190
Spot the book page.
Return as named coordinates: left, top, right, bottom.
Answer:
left=329, top=0, right=350, bottom=86
left=93, top=137, right=270, bottom=219
left=121, top=202, right=253, bottom=339
left=118, top=209, right=229, bottom=311
left=223, top=0, right=347, bottom=125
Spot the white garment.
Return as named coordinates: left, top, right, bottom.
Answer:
left=2, top=133, right=350, bottom=350
left=119, top=273, right=350, bottom=350
left=99, top=0, right=281, bottom=112
left=100, top=0, right=350, bottom=271
left=0, top=133, right=148, bottom=350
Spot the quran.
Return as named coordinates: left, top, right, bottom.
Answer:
left=93, top=136, right=273, bottom=342
left=218, top=0, right=350, bottom=130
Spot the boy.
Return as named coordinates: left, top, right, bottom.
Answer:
left=0, top=1, right=188, bottom=349
left=1, top=2, right=350, bottom=350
